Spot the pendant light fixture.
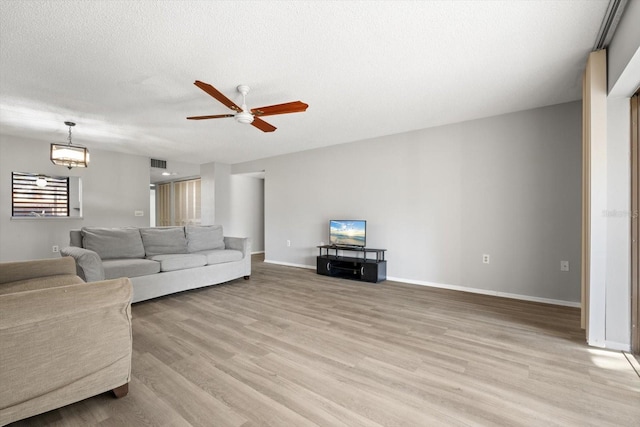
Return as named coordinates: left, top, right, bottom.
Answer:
left=50, top=121, right=90, bottom=169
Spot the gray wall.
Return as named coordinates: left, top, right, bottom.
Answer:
left=151, top=159, right=200, bottom=184
left=235, top=101, right=582, bottom=304
left=201, top=161, right=231, bottom=226
left=0, top=136, right=150, bottom=261
left=228, top=175, right=265, bottom=252
left=200, top=162, right=264, bottom=252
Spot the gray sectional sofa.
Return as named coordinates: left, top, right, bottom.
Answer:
left=61, top=225, right=251, bottom=303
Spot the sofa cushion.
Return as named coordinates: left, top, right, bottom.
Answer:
left=102, top=258, right=161, bottom=280
left=81, top=227, right=145, bottom=260
left=186, top=225, right=225, bottom=252
left=147, top=254, right=207, bottom=272
left=139, top=227, right=188, bottom=257
left=196, top=249, right=243, bottom=265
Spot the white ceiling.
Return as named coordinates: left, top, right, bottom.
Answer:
left=0, top=1, right=609, bottom=166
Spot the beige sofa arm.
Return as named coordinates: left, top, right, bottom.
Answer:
left=0, top=257, right=76, bottom=284
left=0, top=277, right=133, bottom=425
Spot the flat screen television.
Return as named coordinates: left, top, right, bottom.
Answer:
left=329, top=220, right=366, bottom=247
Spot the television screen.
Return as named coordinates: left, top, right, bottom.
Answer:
left=329, top=220, right=366, bottom=247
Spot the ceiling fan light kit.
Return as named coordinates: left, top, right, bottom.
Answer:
left=235, top=85, right=254, bottom=124
left=187, top=80, right=308, bottom=132
left=50, top=121, right=90, bottom=169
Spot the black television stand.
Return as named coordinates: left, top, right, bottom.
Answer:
left=316, top=245, right=387, bottom=283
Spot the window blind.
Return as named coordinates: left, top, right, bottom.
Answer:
left=12, top=172, right=69, bottom=217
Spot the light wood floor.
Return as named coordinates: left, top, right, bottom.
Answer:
left=11, top=255, right=640, bottom=426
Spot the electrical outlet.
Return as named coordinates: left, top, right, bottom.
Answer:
left=287, top=240, right=291, bottom=247
left=134, top=210, right=144, bottom=217
left=52, top=245, right=59, bottom=253
left=482, top=254, right=490, bottom=264
left=561, top=261, right=569, bottom=271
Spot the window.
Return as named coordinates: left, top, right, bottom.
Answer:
left=156, top=178, right=201, bottom=226
left=12, top=172, right=71, bottom=217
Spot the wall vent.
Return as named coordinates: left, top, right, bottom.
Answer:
left=150, top=158, right=167, bottom=169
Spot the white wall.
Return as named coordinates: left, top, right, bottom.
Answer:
left=0, top=136, right=150, bottom=261
left=235, top=101, right=582, bottom=305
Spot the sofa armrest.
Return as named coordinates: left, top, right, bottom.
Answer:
left=60, top=247, right=105, bottom=282
left=224, top=236, right=251, bottom=257
left=0, top=277, right=133, bottom=424
left=0, top=257, right=76, bottom=285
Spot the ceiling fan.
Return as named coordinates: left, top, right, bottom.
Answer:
left=187, top=80, right=308, bottom=132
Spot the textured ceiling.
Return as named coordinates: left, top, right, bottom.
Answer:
left=0, top=1, right=608, bottom=165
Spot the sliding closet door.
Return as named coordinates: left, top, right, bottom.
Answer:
left=582, top=70, right=590, bottom=331
left=582, top=50, right=606, bottom=335
left=631, top=91, right=639, bottom=354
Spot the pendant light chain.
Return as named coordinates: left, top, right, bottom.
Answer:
left=65, top=121, right=76, bottom=146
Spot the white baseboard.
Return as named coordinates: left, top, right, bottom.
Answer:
left=264, top=259, right=315, bottom=270
left=388, top=276, right=581, bottom=308
left=251, top=251, right=265, bottom=255
left=603, top=341, right=632, bottom=352
left=588, top=339, right=631, bottom=352
left=261, top=260, right=580, bottom=308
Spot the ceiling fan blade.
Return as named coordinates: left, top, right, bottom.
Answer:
left=251, top=117, right=277, bottom=132
left=193, top=80, right=242, bottom=112
left=251, top=101, right=309, bottom=117
left=186, top=114, right=235, bottom=120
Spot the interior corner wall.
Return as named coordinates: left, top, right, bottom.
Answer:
left=0, top=136, right=150, bottom=262
left=228, top=175, right=265, bottom=252
left=213, top=163, right=231, bottom=227
left=200, top=161, right=231, bottom=226
left=200, top=163, right=264, bottom=251
left=236, top=101, right=583, bottom=304
left=200, top=162, right=216, bottom=224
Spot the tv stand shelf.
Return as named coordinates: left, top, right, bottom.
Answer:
left=316, top=245, right=387, bottom=283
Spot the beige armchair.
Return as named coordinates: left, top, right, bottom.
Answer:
left=0, top=257, right=133, bottom=425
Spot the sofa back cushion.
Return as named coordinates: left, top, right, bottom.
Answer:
left=81, top=227, right=145, bottom=260
left=139, top=227, right=188, bottom=257
left=70, top=229, right=83, bottom=248
left=186, top=225, right=225, bottom=252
